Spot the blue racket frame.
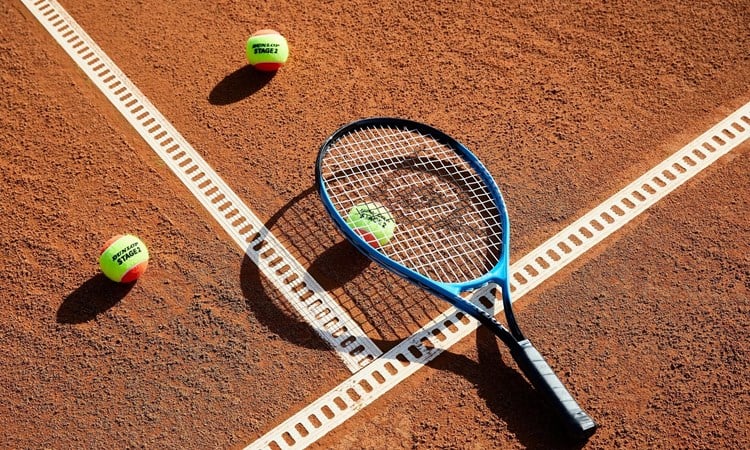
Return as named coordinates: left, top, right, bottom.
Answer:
left=316, top=117, right=524, bottom=343
left=316, top=117, right=597, bottom=440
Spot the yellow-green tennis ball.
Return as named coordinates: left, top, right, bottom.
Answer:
left=345, top=202, right=396, bottom=249
left=98, top=234, right=149, bottom=283
left=246, top=29, right=289, bottom=71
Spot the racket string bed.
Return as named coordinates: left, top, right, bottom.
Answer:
left=322, top=124, right=503, bottom=284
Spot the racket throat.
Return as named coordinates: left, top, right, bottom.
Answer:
left=470, top=282, right=498, bottom=305
left=496, top=279, right=525, bottom=341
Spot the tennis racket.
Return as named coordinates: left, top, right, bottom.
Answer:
left=315, top=117, right=597, bottom=440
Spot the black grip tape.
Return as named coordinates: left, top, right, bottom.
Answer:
left=510, top=339, right=597, bottom=440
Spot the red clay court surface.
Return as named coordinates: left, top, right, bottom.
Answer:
left=2, top=0, right=748, bottom=448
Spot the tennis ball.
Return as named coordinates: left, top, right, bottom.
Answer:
left=98, top=234, right=149, bottom=283
left=246, top=29, right=289, bottom=71
left=345, top=202, right=396, bottom=249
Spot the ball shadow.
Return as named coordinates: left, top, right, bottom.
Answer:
left=57, top=274, right=134, bottom=324
left=208, top=65, right=276, bottom=105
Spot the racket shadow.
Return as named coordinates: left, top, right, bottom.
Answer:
left=240, top=252, right=332, bottom=351
left=240, top=185, right=588, bottom=445
left=426, top=326, right=589, bottom=448
left=239, top=186, right=451, bottom=351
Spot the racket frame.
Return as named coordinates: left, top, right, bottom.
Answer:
left=316, top=117, right=597, bottom=440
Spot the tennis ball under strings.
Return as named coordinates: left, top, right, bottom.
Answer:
left=345, top=202, right=396, bottom=249
left=246, top=29, right=289, bottom=71
left=98, top=234, right=149, bottom=283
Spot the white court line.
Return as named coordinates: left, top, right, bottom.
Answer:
left=21, top=0, right=383, bottom=372
left=246, top=105, right=750, bottom=449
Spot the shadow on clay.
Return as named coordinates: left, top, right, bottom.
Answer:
left=239, top=185, right=449, bottom=352
left=238, top=183, right=593, bottom=446
left=423, top=327, right=590, bottom=448
left=57, top=273, right=134, bottom=324
left=238, top=186, right=344, bottom=352
left=208, top=65, right=275, bottom=105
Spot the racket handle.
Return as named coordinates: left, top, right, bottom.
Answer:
left=510, top=339, right=597, bottom=440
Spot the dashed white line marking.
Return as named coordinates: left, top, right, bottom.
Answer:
left=21, top=0, right=383, bottom=372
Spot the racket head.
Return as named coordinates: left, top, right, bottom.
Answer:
left=316, top=117, right=511, bottom=298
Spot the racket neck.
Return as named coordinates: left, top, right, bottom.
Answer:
left=499, top=277, right=525, bottom=341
